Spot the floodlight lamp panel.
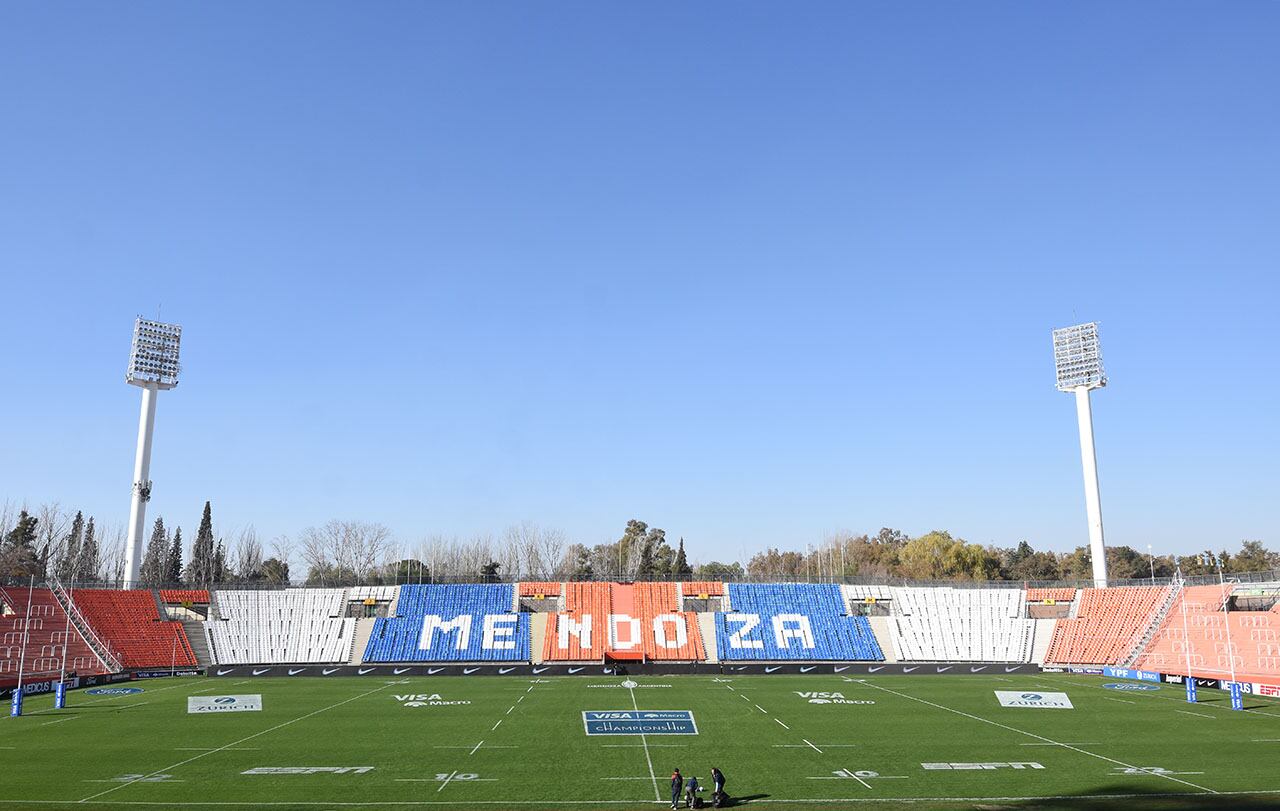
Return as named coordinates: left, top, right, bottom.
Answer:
left=1052, top=321, right=1106, bottom=391
left=126, top=317, right=182, bottom=389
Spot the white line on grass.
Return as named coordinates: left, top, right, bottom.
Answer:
left=13, top=790, right=1280, bottom=805
left=600, top=744, right=687, bottom=748
left=626, top=682, right=661, bottom=803
left=754, top=704, right=768, bottom=714
left=1178, top=710, right=1215, bottom=719
left=469, top=740, right=484, bottom=755
left=77, top=680, right=397, bottom=804
left=1019, top=742, right=1100, bottom=746
left=1103, top=697, right=1136, bottom=705
left=435, top=771, right=457, bottom=793
left=774, top=719, right=790, bottom=730
left=850, top=680, right=1219, bottom=794
left=802, top=739, right=823, bottom=754
left=490, top=719, right=502, bottom=731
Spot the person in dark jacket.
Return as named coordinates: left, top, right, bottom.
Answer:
left=710, top=767, right=726, bottom=804
left=670, top=769, right=683, bottom=809
left=685, top=775, right=701, bottom=808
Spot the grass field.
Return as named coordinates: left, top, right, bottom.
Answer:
left=3, top=673, right=1280, bottom=810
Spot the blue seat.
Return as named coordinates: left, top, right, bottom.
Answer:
left=362, top=584, right=529, bottom=662
left=716, top=584, right=883, bottom=661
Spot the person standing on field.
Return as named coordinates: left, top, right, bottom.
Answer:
left=670, top=769, right=683, bottom=809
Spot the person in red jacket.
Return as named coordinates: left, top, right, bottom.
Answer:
left=670, top=769, right=683, bottom=809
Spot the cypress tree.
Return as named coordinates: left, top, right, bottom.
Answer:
left=140, top=517, right=168, bottom=586
left=187, top=501, right=215, bottom=586
left=79, top=517, right=98, bottom=581
left=673, top=537, right=692, bottom=579
left=61, top=511, right=84, bottom=581
left=166, top=527, right=184, bottom=584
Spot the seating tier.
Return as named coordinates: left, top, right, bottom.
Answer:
left=364, top=584, right=529, bottom=662
left=1044, top=586, right=1168, bottom=665
left=1136, top=584, right=1280, bottom=682
left=206, top=589, right=354, bottom=664
left=888, top=587, right=1032, bottom=662
left=716, top=583, right=883, bottom=661
left=73, top=589, right=196, bottom=669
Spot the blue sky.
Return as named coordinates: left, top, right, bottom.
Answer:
left=1, top=3, right=1276, bottom=562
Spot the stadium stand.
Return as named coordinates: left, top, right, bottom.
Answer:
left=519, top=582, right=562, bottom=597
left=363, top=584, right=530, bottom=662
left=348, top=586, right=398, bottom=601
left=540, top=582, right=706, bottom=661
left=1136, top=584, right=1280, bottom=681
left=72, top=589, right=197, bottom=669
left=716, top=583, right=883, bottom=661
left=206, top=589, right=354, bottom=664
left=888, top=587, right=1033, bottom=662
left=159, top=589, right=210, bottom=604
left=1044, top=586, right=1168, bottom=665
left=1026, top=588, right=1076, bottom=603
left=680, top=581, right=724, bottom=597
left=543, top=582, right=613, bottom=660
left=0, top=586, right=107, bottom=678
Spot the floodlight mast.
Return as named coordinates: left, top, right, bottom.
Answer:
left=1053, top=322, right=1109, bottom=588
left=123, top=318, right=181, bottom=587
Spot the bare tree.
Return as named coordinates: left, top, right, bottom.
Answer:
left=299, top=520, right=395, bottom=583
left=232, top=526, right=265, bottom=582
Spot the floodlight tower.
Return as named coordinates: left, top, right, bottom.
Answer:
left=123, top=318, right=182, bottom=587
left=1052, top=322, right=1109, bottom=587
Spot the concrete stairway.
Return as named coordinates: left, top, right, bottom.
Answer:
left=181, top=619, right=213, bottom=667
left=529, top=613, right=548, bottom=663
left=868, top=616, right=898, bottom=663
left=347, top=617, right=377, bottom=664
left=697, top=612, right=719, bottom=663
left=1029, top=618, right=1057, bottom=665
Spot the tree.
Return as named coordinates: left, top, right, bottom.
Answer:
left=2, top=510, right=39, bottom=577
left=166, top=527, right=184, bottom=584
left=479, top=560, right=501, bottom=583
left=1233, top=540, right=1278, bottom=573
left=139, top=517, right=169, bottom=586
left=568, top=544, right=593, bottom=580
left=186, top=501, right=216, bottom=587
left=260, top=557, right=290, bottom=585
left=694, top=561, right=744, bottom=580
left=213, top=540, right=227, bottom=584
left=637, top=537, right=656, bottom=580
left=299, top=520, right=394, bottom=583
left=58, top=511, right=85, bottom=581
left=78, top=516, right=98, bottom=581
left=1105, top=546, right=1148, bottom=581
left=671, top=538, right=693, bottom=579
left=897, top=531, right=999, bottom=581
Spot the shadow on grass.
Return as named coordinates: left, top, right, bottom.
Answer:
left=979, top=782, right=1280, bottom=810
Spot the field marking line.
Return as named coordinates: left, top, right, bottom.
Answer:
left=850, top=679, right=1219, bottom=794
left=1019, top=742, right=1100, bottom=746
left=775, top=718, right=790, bottom=730
left=76, top=680, right=396, bottom=804
left=802, top=739, right=823, bottom=754
left=1103, top=697, right=1136, bottom=705
left=754, top=704, right=768, bottom=714
left=516, top=695, right=524, bottom=703
left=432, top=745, right=516, bottom=749
left=599, top=777, right=654, bottom=780
left=490, top=719, right=502, bottom=731
left=14, top=790, right=1280, bottom=806
left=1253, top=739, right=1280, bottom=742
left=173, top=748, right=258, bottom=751
left=469, top=740, right=484, bottom=755
left=850, top=772, right=872, bottom=789
left=435, top=771, right=457, bottom=793
left=1178, top=710, right=1215, bottom=719
left=600, top=744, right=687, bottom=748
left=625, top=682, right=661, bottom=803
left=41, top=717, right=76, bottom=726
left=505, top=706, right=513, bottom=715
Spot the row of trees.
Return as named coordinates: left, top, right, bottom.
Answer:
left=4, top=500, right=1277, bottom=586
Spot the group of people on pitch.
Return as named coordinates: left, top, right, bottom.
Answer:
left=670, top=767, right=726, bottom=809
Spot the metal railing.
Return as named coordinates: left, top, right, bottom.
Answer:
left=47, top=578, right=123, bottom=673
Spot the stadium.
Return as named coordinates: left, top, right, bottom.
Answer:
left=6, top=5, right=1280, bottom=811
left=4, top=575, right=1280, bottom=810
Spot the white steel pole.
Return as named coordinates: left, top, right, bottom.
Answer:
left=124, top=384, right=159, bottom=587
left=15, top=576, right=35, bottom=692
left=1073, top=386, right=1108, bottom=587
left=1178, top=568, right=1196, bottom=702
left=1219, top=563, right=1240, bottom=704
